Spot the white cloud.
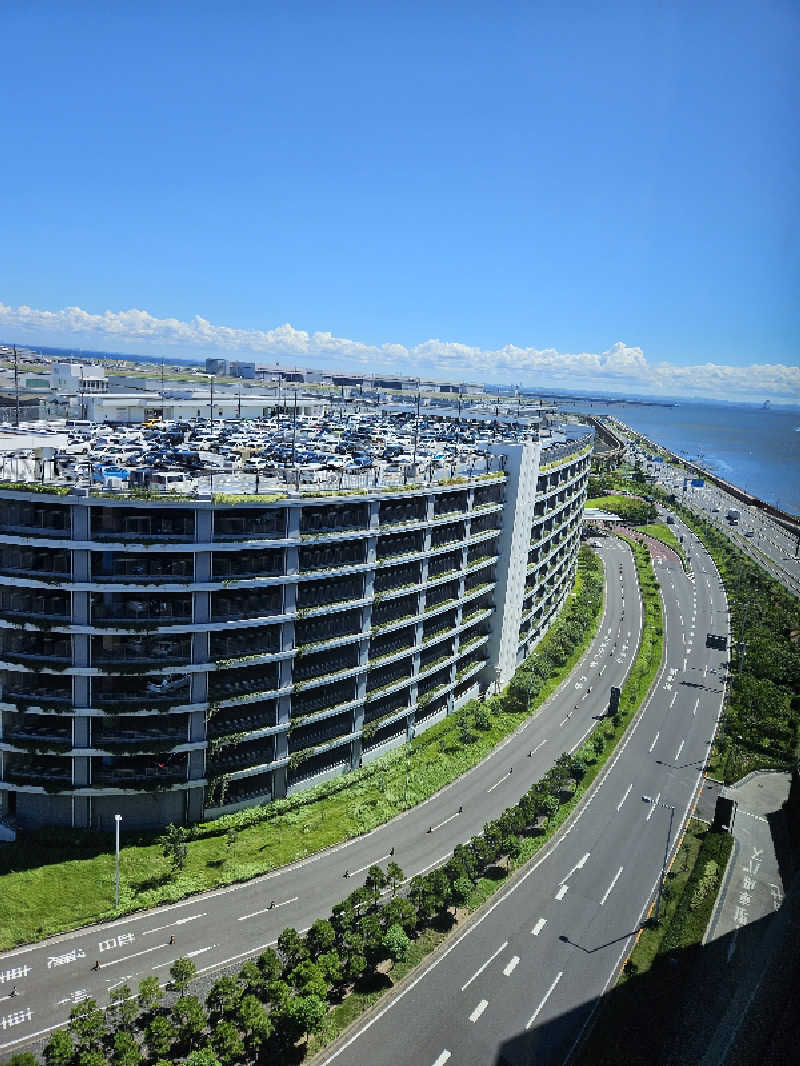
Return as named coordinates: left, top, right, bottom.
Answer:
left=1, top=301, right=798, bottom=404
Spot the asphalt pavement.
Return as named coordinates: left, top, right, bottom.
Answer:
left=0, top=538, right=643, bottom=1058
left=312, top=514, right=729, bottom=1066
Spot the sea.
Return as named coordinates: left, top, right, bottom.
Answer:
left=551, top=398, right=800, bottom=517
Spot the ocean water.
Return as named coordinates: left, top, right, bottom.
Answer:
left=553, top=399, right=800, bottom=516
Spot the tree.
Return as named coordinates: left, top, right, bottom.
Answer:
left=44, top=1030, right=74, bottom=1066
left=111, top=1030, right=142, bottom=1066
left=168, top=956, right=197, bottom=993
left=473, top=704, right=491, bottom=730
left=107, top=983, right=138, bottom=1030
left=385, top=860, right=404, bottom=896
left=265, top=978, right=292, bottom=1009
left=237, top=960, right=264, bottom=996
left=171, top=995, right=207, bottom=1048
left=137, top=975, right=162, bottom=1015
left=210, top=1019, right=244, bottom=1066
left=68, top=999, right=106, bottom=1052
left=364, top=864, right=388, bottom=908
left=289, top=960, right=328, bottom=1000
left=381, top=895, right=417, bottom=935
left=383, top=922, right=410, bottom=964
left=145, top=1015, right=176, bottom=1060
left=306, top=918, right=336, bottom=959
left=256, top=947, right=282, bottom=983
left=184, top=1051, right=222, bottom=1066
left=7, top=1053, right=37, bottom=1066
left=236, top=994, right=272, bottom=1053
left=206, top=975, right=242, bottom=1020
left=77, top=1051, right=107, bottom=1066
left=276, top=994, right=327, bottom=1045
left=457, top=713, right=473, bottom=744
left=451, top=876, right=473, bottom=908
left=317, top=948, right=344, bottom=987
left=277, top=926, right=307, bottom=971
left=159, top=822, right=189, bottom=873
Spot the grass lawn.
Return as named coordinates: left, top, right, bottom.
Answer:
left=586, top=494, right=634, bottom=510
left=641, top=522, right=688, bottom=568
left=0, top=554, right=606, bottom=951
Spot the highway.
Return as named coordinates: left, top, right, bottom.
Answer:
left=315, top=516, right=728, bottom=1066
left=0, top=539, right=643, bottom=1058
left=630, top=444, right=800, bottom=596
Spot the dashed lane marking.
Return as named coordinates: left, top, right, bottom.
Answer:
left=469, top=999, right=488, bottom=1022
left=599, top=867, right=624, bottom=906
left=526, top=972, right=563, bottom=1029
left=503, top=955, right=520, bottom=977
left=461, top=941, right=508, bottom=992
left=532, top=918, right=547, bottom=936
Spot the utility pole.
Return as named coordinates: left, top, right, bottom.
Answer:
left=13, top=345, right=20, bottom=427
left=291, top=388, right=298, bottom=468
left=237, top=386, right=241, bottom=421
left=412, top=392, right=420, bottom=467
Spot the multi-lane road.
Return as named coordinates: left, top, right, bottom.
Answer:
left=0, top=539, right=643, bottom=1058
left=634, top=450, right=800, bottom=596
left=315, top=518, right=728, bottom=1066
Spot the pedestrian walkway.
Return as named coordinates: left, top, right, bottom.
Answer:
left=705, top=771, right=791, bottom=954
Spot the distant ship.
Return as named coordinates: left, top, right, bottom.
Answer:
left=763, top=400, right=771, bottom=409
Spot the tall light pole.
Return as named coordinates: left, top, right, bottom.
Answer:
left=208, top=374, right=214, bottom=429
left=114, top=813, right=122, bottom=909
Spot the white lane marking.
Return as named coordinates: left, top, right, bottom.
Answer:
left=432, top=1052, right=451, bottom=1066
left=683, top=658, right=687, bottom=671
left=532, top=918, right=547, bottom=936
left=238, top=896, right=299, bottom=921
left=503, top=955, right=520, bottom=976
left=526, top=971, right=563, bottom=1029
left=600, top=867, right=624, bottom=905
left=649, top=732, right=659, bottom=753
left=97, top=942, right=167, bottom=969
left=530, top=739, right=547, bottom=757
left=185, top=945, right=215, bottom=959
left=487, top=771, right=512, bottom=793
left=461, top=940, right=508, bottom=992
left=617, top=784, right=632, bottom=811
left=555, top=884, right=568, bottom=900
left=467, top=997, right=489, bottom=1026
left=346, top=854, right=394, bottom=877
left=693, top=698, right=699, bottom=716
left=670, top=693, right=677, bottom=708
left=561, top=852, right=590, bottom=882
left=430, top=811, right=461, bottom=832
left=414, top=854, right=450, bottom=877
left=141, top=913, right=207, bottom=937
left=675, top=740, right=685, bottom=760
left=646, top=792, right=661, bottom=821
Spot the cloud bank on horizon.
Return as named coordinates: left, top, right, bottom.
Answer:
left=1, top=301, right=798, bottom=403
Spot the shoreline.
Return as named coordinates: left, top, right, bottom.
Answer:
left=607, top=417, right=800, bottom=532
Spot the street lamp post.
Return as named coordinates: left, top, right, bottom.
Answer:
left=208, top=374, right=214, bottom=429
left=114, top=813, right=122, bottom=910
left=404, top=726, right=415, bottom=806
left=642, top=797, right=676, bottom=922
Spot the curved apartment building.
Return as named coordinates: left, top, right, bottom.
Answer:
left=0, top=431, right=592, bottom=829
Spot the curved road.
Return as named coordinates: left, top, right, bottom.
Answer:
left=0, top=540, right=642, bottom=1057
left=315, top=518, right=728, bottom=1066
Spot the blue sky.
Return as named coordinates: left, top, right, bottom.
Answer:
left=2, top=0, right=798, bottom=400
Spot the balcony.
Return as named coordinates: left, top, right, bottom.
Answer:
left=91, top=595, right=192, bottom=627
left=92, top=635, right=192, bottom=667
left=3, top=756, right=73, bottom=790
left=3, top=683, right=71, bottom=711
left=211, top=587, right=283, bottom=621
left=214, top=508, right=286, bottom=540
left=299, top=503, right=369, bottom=538
left=212, top=548, right=285, bottom=580
left=209, top=664, right=279, bottom=701
left=91, top=552, right=195, bottom=582
left=296, top=575, right=364, bottom=612
left=93, top=726, right=188, bottom=753
left=298, top=542, right=365, bottom=573
left=0, top=635, right=71, bottom=665
left=0, top=547, right=71, bottom=581
left=207, top=703, right=277, bottom=738
left=379, top=500, right=426, bottom=528
left=0, top=501, right=71, bottom=538
left=1, top=592, right=70, bottom=624
left=208, top=738, right=276, bottom=773
left=91, top=675, right=191, bottom=710
left=211, top=626, right=281, bottom=661
left=90, top=507, right=195, bottom=542
left=91, top=754, right=187, bottom=790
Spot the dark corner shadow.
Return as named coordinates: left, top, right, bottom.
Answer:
left=493, top=890, right=800, bottom=1066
